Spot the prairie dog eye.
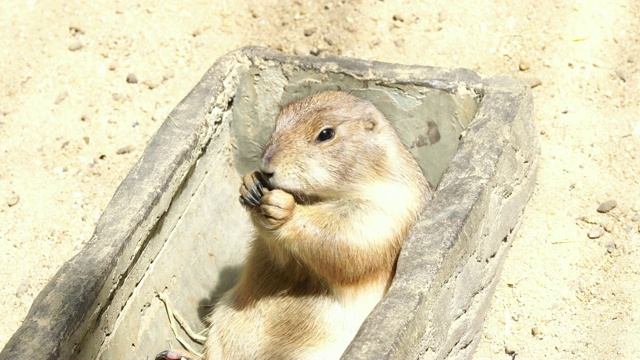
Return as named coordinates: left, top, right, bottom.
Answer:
left=315, top=128, right=335, bottom=143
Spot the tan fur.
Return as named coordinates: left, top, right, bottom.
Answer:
left=202, top=91, right=432, bottom=360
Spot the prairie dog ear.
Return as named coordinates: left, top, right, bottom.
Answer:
left=364, top=118, right=377, bottom=131
left=364, top=109, right=387, bottom=133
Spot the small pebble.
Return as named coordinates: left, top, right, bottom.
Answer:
left=83, top=136, right=90, bottom=145
left=615, top=68, right=630, bottom=82
left=588, top=226, right=605, bottom=239
left=126, top=73, right=138, bottom=84
left=7, top=194, right=20, bottom=207
left=80, top=111, right=91, bottom=122
left=108, top=61, right=117, bottom=71
left=519, top=60, right=531, bottom=71
left=116, top=145, right=134, bottom=155
left=392, top=13, right=405, bottom=22
left=344, top=24, right=357, bottom=33
left=604, top=221, right=615, bottom=233
left=69, top=25, right=84, bottom=35
left=605, top=241, right=616, bottom=253
left=304, top=27, right=317, bottom=36
left=294, top=44, right=311, bottom=56
left=15, top=280, right=29, bottom=298
left=437, top=11, right=447, bottom=23
left=504, top=341, right=519, bottom=355
left=152, top=109, right=165, bottom=122
left=631, top=213, right=640, bottom=222
left=54, top=91, right=68, bottom=105
left=162, top=69, right=175, bottom=81
left=531, top=326, right=540, bottom=336
left=394, top=38, right=405, bottom=48
left=597, top=199, right=617, bottom=213
left=519, top=74, right=542, bottom=88
left=68, top=40, right=83, bottom=51
left=143, top=79, right=161, bottom=90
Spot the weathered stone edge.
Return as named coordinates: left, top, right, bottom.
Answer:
left=341, top=74, right=538, bottom=358
left=0, top=47, right=241, bottom=360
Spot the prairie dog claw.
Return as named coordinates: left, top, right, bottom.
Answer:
left=240, top=171, right=269, bottom=207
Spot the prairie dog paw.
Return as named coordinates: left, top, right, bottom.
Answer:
left=259, top=189, right=295, bottom=229
left=155, top=349, right=193, bottom=360
left=239, top=171, right=268, bottom=207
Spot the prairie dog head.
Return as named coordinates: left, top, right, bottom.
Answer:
left=260, top=91, right=405, bottom=200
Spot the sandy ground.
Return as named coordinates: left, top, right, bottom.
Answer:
left=1, top=1, right=639, bottom=359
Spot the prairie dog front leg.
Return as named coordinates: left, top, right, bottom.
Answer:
left=257, top=189, right=296, bottom=230
left=239, top=171, right=296, bottom=230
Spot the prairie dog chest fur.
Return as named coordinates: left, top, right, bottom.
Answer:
left=201, top=91, right=432, bottom=360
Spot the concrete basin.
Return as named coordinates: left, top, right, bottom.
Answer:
left=0, top=46, right=538, bottom=360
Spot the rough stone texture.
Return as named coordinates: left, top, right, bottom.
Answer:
left=0, top=47, right=236, bottom=360
left=342, top=74, right=537, bottom=360
left=0, top=47, right=537, bottom=360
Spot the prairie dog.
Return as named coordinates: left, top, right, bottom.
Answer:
left=160, top=91, right=431, bottom=360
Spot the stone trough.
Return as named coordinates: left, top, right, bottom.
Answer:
left=0, top=47, right=538, bottom=360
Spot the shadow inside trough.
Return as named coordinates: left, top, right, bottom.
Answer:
left=196, top=265, right=244, bottom=323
